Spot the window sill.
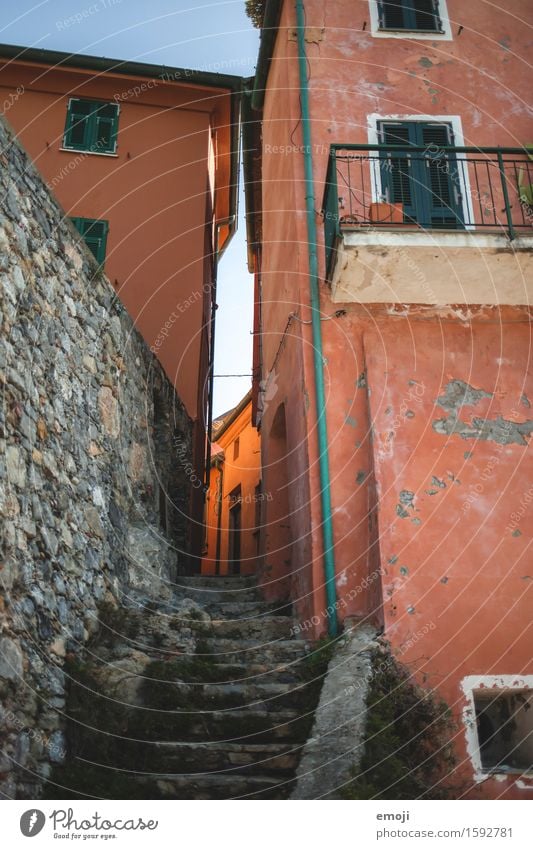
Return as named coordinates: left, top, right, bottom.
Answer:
left=372, top=27, right=452, bottom=41
left=378, top=27, right=445, bottom=34
left=59, top=147, right=119, bottom=158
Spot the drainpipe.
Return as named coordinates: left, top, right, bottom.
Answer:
left=295, top=0, right=338, bottom=636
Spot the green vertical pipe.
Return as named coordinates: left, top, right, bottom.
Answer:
left=295, top=0, right=338, bottom=636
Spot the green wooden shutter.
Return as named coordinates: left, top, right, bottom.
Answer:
left=379, top=123, right=419, bottom=223
left=64, top=99, right=93, bottom=150
left=71, top=217, right=109, bottom=264
left=378, top=121, right=464, bottom=229
left=380, top=1, right=406, bottom=29
left=379, top=0, right=442, bottom=32
left=419, top=123, right=464, bottom=228
left=413, top=0, right=442, bottom=31
left=63, top=99, right=119, bottom=153
left=93, top=103, right=119, bottom=153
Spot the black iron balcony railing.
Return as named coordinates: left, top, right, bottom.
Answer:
left=323, top=144, right=533, bottom=278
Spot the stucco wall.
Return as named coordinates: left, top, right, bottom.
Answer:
left=254, top=0, right=533, bottom=796
left=0, top=116, right=193, bottom=798
left=202, top=400, right=262, bottom=576
left=0, top=59, right=224, bottom=420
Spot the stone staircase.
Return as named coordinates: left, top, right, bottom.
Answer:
left=45, top=575, right=330, bottom=800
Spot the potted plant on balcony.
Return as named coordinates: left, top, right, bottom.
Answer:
left=368, top=200, right=404, bottom=224
left=518, top=144, right=533, bottom=217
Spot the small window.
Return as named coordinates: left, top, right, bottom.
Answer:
left=377, top=120, right=464, bottom=229
left=378, top=0, right=443, bottom=32
left=63, top=98, right=119, bottom=154
left=474, top=690, right=533, bottom=773
left=233, top=437, right=240, bottom=461
left=70, top=217, right=109, bottom=265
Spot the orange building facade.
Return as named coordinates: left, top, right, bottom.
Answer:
left=0, top=44, right=242, bottom=557
left=244, top=0, right=533, bottom=797
left=202, top=391, right=263, bottom=576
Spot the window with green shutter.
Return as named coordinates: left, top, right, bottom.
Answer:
left=70, top=217, right=109, bottom=264
left=63, top=98, right=119, bottom=154
left=378, top=0, right=443, bottom=32
left=378, top=121, right=464, bottom=229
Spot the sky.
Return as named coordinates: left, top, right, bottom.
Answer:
left=0, top=0, right=259, bottom=416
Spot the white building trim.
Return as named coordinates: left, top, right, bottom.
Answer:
left=366, top=112, right=475, bottom=230
left=368, top=0, right=453, bottom=41
left=460, top=675, right=533, bottom=784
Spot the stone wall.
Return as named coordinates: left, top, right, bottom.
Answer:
left=0, top=116, right=193, bottom=798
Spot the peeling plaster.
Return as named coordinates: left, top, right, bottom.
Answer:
left=437, top=380, right=493, bottom=411
left=433, top=414, right=533, bottom=445
left=433, top=380, right=533, bottom=445
left=399, top=490, right=415, bottom=508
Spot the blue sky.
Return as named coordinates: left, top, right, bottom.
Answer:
left=0, top=0, right=259, bottom=416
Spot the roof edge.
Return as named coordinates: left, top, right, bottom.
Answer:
left=212, top=389, right=252, bottom=440
left=0, top=42, right=244, bottom=91
left=0, top=42, right=243, bottom=246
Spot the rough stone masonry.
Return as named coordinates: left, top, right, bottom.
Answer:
left=0, top=115, right=193, bottom=798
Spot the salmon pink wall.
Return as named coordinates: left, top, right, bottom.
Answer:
left=254, top=0, right=532, bottom=795
left=0, top=60, right=233, bottom=420
left=364, top=310, right=533, bottom=797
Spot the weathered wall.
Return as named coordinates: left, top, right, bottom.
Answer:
left=363, top=308, right=533, bottom=799
left=254, top=0, right=533, bottom=797
left=0, top=115, right=193, bottom=798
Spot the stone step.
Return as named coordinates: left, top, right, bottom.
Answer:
left=123, top=707, right=312, bottom=745
left=142, top=772, right=296, bottom=800
left=200, top=601, right=291, bottom=619
left=138, top=660, right=303, bottom=685
left=196, top=616, right=295, bottom=640
left=141, top=740, right=303, bottom=775
left=180, top=708, right=312, bottom=743
left=197, top=638, right=311, bottom=664
left=176, top=575, right=259, bottom=589
left=174, top=587, right=262, bottom=605
left=144, top=679, right=314, bottom=712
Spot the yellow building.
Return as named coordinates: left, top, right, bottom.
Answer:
left=202, top=391, right=263, bottom=575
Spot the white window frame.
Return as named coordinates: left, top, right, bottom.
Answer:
left=366, top=112, right=475, bottom=230
left=461, top=675, right=533, bottom=783
left=369, top=0, right=453, bottom=41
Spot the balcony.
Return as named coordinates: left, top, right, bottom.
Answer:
left=322, top=144, right=533, bottom=306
